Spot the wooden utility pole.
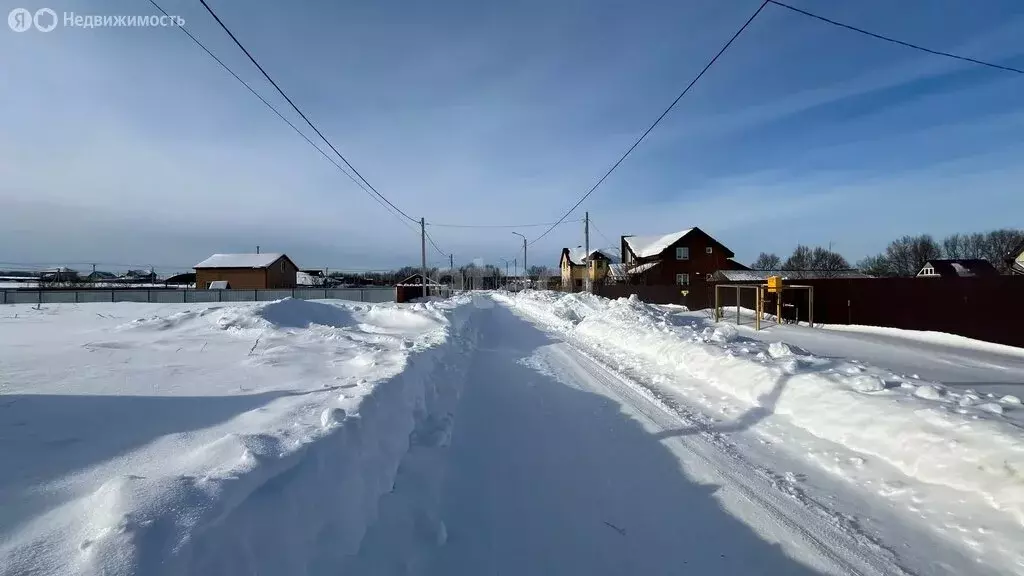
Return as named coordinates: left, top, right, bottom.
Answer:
left=584, top=211, right=591, bottom=293
left=420, top=218, right=427, bottom=298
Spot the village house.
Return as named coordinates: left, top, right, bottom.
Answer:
left=559, top=248, right=615, bottom=292
left=916, top=259, right=999, bottom=278
left=193, top=253, right=299, bottom=289
left=619, top=227, right=746, bottom=307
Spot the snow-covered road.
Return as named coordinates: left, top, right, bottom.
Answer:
left=418, top=305, right=919, bottom=575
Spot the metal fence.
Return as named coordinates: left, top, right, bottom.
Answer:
left=0, top=287, right=396, bottom=305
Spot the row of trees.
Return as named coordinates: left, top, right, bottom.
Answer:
left=751, top=228, right=1024, bottom=278
left=324, top=263, right=557, bottom=287
left=857, top=229, right=1023, bottom=277
left=750, top=246, right=850, bottom=275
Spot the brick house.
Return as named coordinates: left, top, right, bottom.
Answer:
left=559, top=248, right=614, bottom=292
left=194, top=253, right=299, bottom=289
left=620, top=228, right=745, bottom=307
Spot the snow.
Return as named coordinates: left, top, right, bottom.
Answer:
left=622, top=229, right=692, bottom=258
left=818, top=322, right=1024, bottom=359
left=0, top=296, right=480, bottom=576
left=503, top=290, right=1024, bottom=572
left=193, top=253, right=286, bottom=268
left=5, top=290, right=1024, bottom=575
left=626, top=260, right=660, bottom=274
left=567, top=248, right=614, bottom=264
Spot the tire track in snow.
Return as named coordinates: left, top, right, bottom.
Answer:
left=543, top=341, right=912, bottom=576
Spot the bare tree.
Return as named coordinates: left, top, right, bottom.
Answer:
left=751, top=252, right=781, bottom=270
left=809, top=247, right=850, bottom=277
left=883, top=234, right=941, bottom=277
left=982, top=229, right=1024, bottom=273
left=941, top=233, right=986, bottom=260
left=856, top=254, right=893, bottom=277
left=782, top=245, right=813, bottom=271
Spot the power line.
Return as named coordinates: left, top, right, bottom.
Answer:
left=423, top=230, right=448, bottom=257
left=147, top=0, right=419, bottom=236
left=197, top=0, right=419, bottom=223
left=528, top=0, right=770, bottom=247
left=767, top=0, right=1024, bottom=75
left=588, top=219, right=619, bottom=253
left=425, top=219, right=584, bottom=229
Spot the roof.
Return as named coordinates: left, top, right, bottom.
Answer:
left=921, top=259, right=999, bottom=278
left=714, top=269, right=873, bottom=282
left=623, top=229, right=694, bottom=259
left=627, top=261, right=660, bottom=275
left=194, top=253, right=287, bottom=269
left=396, top=273, right=444, bottom=287
left=564, top=248, right=616, bottom=265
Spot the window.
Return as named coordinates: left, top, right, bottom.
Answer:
left=676, top=273, right=689, bottom=286
left=705, top=246, right=713, bottom=254
left=920, top=266, right=936, bottom=276
left=280, top=261, right=286, bottom=272
left=675, top=247, right=689, bottom=260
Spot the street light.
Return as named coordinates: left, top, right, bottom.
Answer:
left=512, top=232, right=527, bottom=289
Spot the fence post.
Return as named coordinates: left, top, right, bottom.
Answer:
left=148, top=289, right=152, bottom=303
left=360, top=289, right=365, bottom=302
left=254, top=289, right=258, bottom=302
left=111, top=290, right=115, bottom=303
left=292, top=288, right=295, bottom=299
left=2, top=291, right=5, bottom=305
left=39, top=291, right=42, bottom=306
left=75, top=291, right=79, bottom=304
left=218, top=290, right=222, bottom=303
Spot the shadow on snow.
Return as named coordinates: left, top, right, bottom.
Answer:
left=422, top=305, right=826, bottom=576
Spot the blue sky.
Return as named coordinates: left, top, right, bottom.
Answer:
left=1, top=0, right=1022, bottom=273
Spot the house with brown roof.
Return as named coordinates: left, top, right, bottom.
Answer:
left=916, top=259, right=999, bottom=279
left=620, top=227, right=745, bottom=307
left=194, top=253, right=299, bottom=289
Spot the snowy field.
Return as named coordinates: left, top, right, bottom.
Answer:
left=2, top=292, right=1023, bottom=575
left=0, top=297, right=480, bottom=575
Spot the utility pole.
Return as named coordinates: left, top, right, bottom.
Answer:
left=256, top=245, right=260, bottom=254
left=584, top=211, right=591, bottom=293
left=420, top=218, right=427, bottom=298
left=512, top=231, right=526, bottom=290
left=448, top=254, right=453, bottom=290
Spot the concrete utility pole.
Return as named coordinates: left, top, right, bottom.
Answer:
left=448, top=254, right=453, bottom=290
left=512, top=231, right=526, bottom=289
left=420, top=217, right=427, bottom=298
left=584, top=211, right=591, bottom=293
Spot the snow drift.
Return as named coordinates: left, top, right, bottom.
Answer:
left=0, top=296, right=482, bottom=576
left=503, top=291, right=1024, bottom=526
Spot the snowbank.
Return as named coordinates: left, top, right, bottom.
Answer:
left=818, top=323, right=1024, bottom=358
left=0, top=296, right=481, bottom=576
left=504, top=291, right=1024, bottom=526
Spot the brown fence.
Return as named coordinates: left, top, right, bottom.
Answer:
left=709, top=276, right=1024, bottom=348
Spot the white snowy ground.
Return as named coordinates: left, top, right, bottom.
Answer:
left=501, top=291, right=1024, bottom=575
left=3, top=292, right=1023, bottom=575
left=0, top=297, right=479, bottom=576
